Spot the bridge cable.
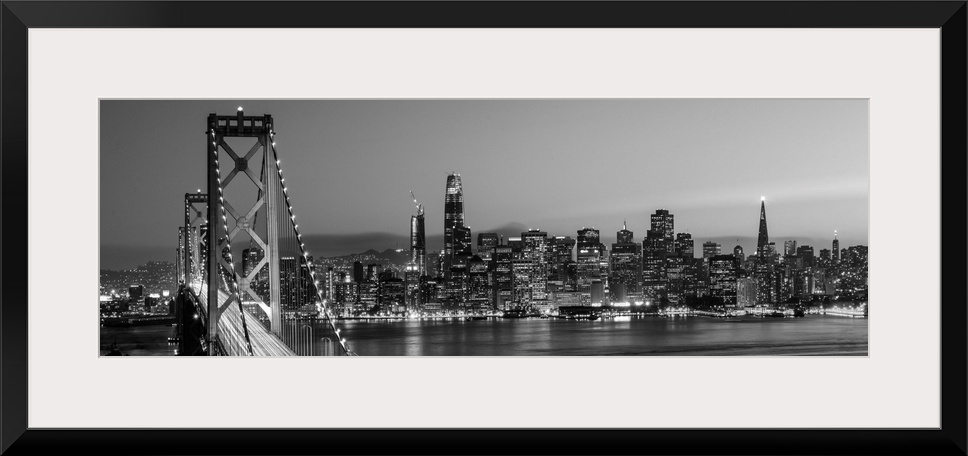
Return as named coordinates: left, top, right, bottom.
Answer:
left=268, top=127, right=352, bottom=355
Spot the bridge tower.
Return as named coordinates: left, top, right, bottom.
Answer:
left=206, top=110, right=282, bottom=354
left=183, top=191, right=208, bottom=286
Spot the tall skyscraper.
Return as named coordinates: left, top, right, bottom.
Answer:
left=443, top=173, right=465, bottom=277
left=610, top=222, right=642, bottom=302
left=650, top=209, right=675, bottom=253
left=549, top=236, right=576, bottom=291
left=757, top=197, right=770, bottom=256
left=708, top=254, right=738, bottom=306
left=576, top=228, right=603, bottom=300
left=521, top=229, right=549, bottom=302
left=642, top=209, right=675, bottom=305
left=410, top=204, right=426, bottom=277
left=832, top=231, right=840, bottom=264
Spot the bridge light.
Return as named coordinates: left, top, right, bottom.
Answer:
left=237, top=106, right=243, bottom=112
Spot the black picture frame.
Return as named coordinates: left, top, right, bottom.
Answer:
left=2, top=1, right=965, bottom=455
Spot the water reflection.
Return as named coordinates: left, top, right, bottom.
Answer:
left=334, top=315, right=868, bottom=356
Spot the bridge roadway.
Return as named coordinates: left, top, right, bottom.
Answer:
left=193, top=284, right=295, bottom=356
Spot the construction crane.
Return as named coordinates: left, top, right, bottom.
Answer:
left=410, top=190, right=424, bottom=216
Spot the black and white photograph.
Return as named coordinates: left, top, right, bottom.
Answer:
left=6, top=2, right=963, bottom=453
left=100, top=99, right=869, bottom=356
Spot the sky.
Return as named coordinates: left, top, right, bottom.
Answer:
left=100, top=99, right=868, bottom=270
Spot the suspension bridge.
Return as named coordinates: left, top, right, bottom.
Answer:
left=173, top=110, right=354, bottom=356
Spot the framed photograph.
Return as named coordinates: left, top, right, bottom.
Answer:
left=2, top=1, right=965, bottom=454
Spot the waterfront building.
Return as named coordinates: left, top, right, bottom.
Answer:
left=419, top=276, right=441, bottom=313
left=708, top=254, right=738, bottom=306
left=590, top=280, right=605, bottom=306
left=736, top=277, right=757, bottom=307
left=378, top=277, right=406, bottom=313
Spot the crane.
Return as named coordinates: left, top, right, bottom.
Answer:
left=410, top=190, right=424, bottom=216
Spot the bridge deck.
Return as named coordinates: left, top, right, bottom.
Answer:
left=194, top=285, right=295, bottom=356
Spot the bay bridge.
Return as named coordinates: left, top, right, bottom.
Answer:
left=173, top=110, right=354, bottom=356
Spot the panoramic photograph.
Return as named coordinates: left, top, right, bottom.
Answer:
left=99, top=99, right=869, bottom=356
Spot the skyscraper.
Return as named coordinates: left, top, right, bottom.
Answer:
left=733, top=245, right=745, bottom=265
left=708, top=255, right=738, bottom=306
left=643, top=209, right=675, bottom=305
left=832, top=231, right=840, bottom=265
left=702, top=241, right=722, bottom=259
left=576, top=228, right=603, bottom=301
left=610, top=222, right=642, bottom=302
left=757, top=197, right=770, bottom=257
left=443, top=173, right=465, bottom=277
left=410, top=204, right=426, bottom=277
left=650, top=209, right=675, bottom=253
left=521, top=229, right=550, bottom=302
left=549, top=236, right=576, bottom=292
left=675, top=233, right=694, bottom=258
left=477, top=232, right=499, bottom=260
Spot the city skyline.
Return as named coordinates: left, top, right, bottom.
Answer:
left=100, top=99, right=868, bottom=269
